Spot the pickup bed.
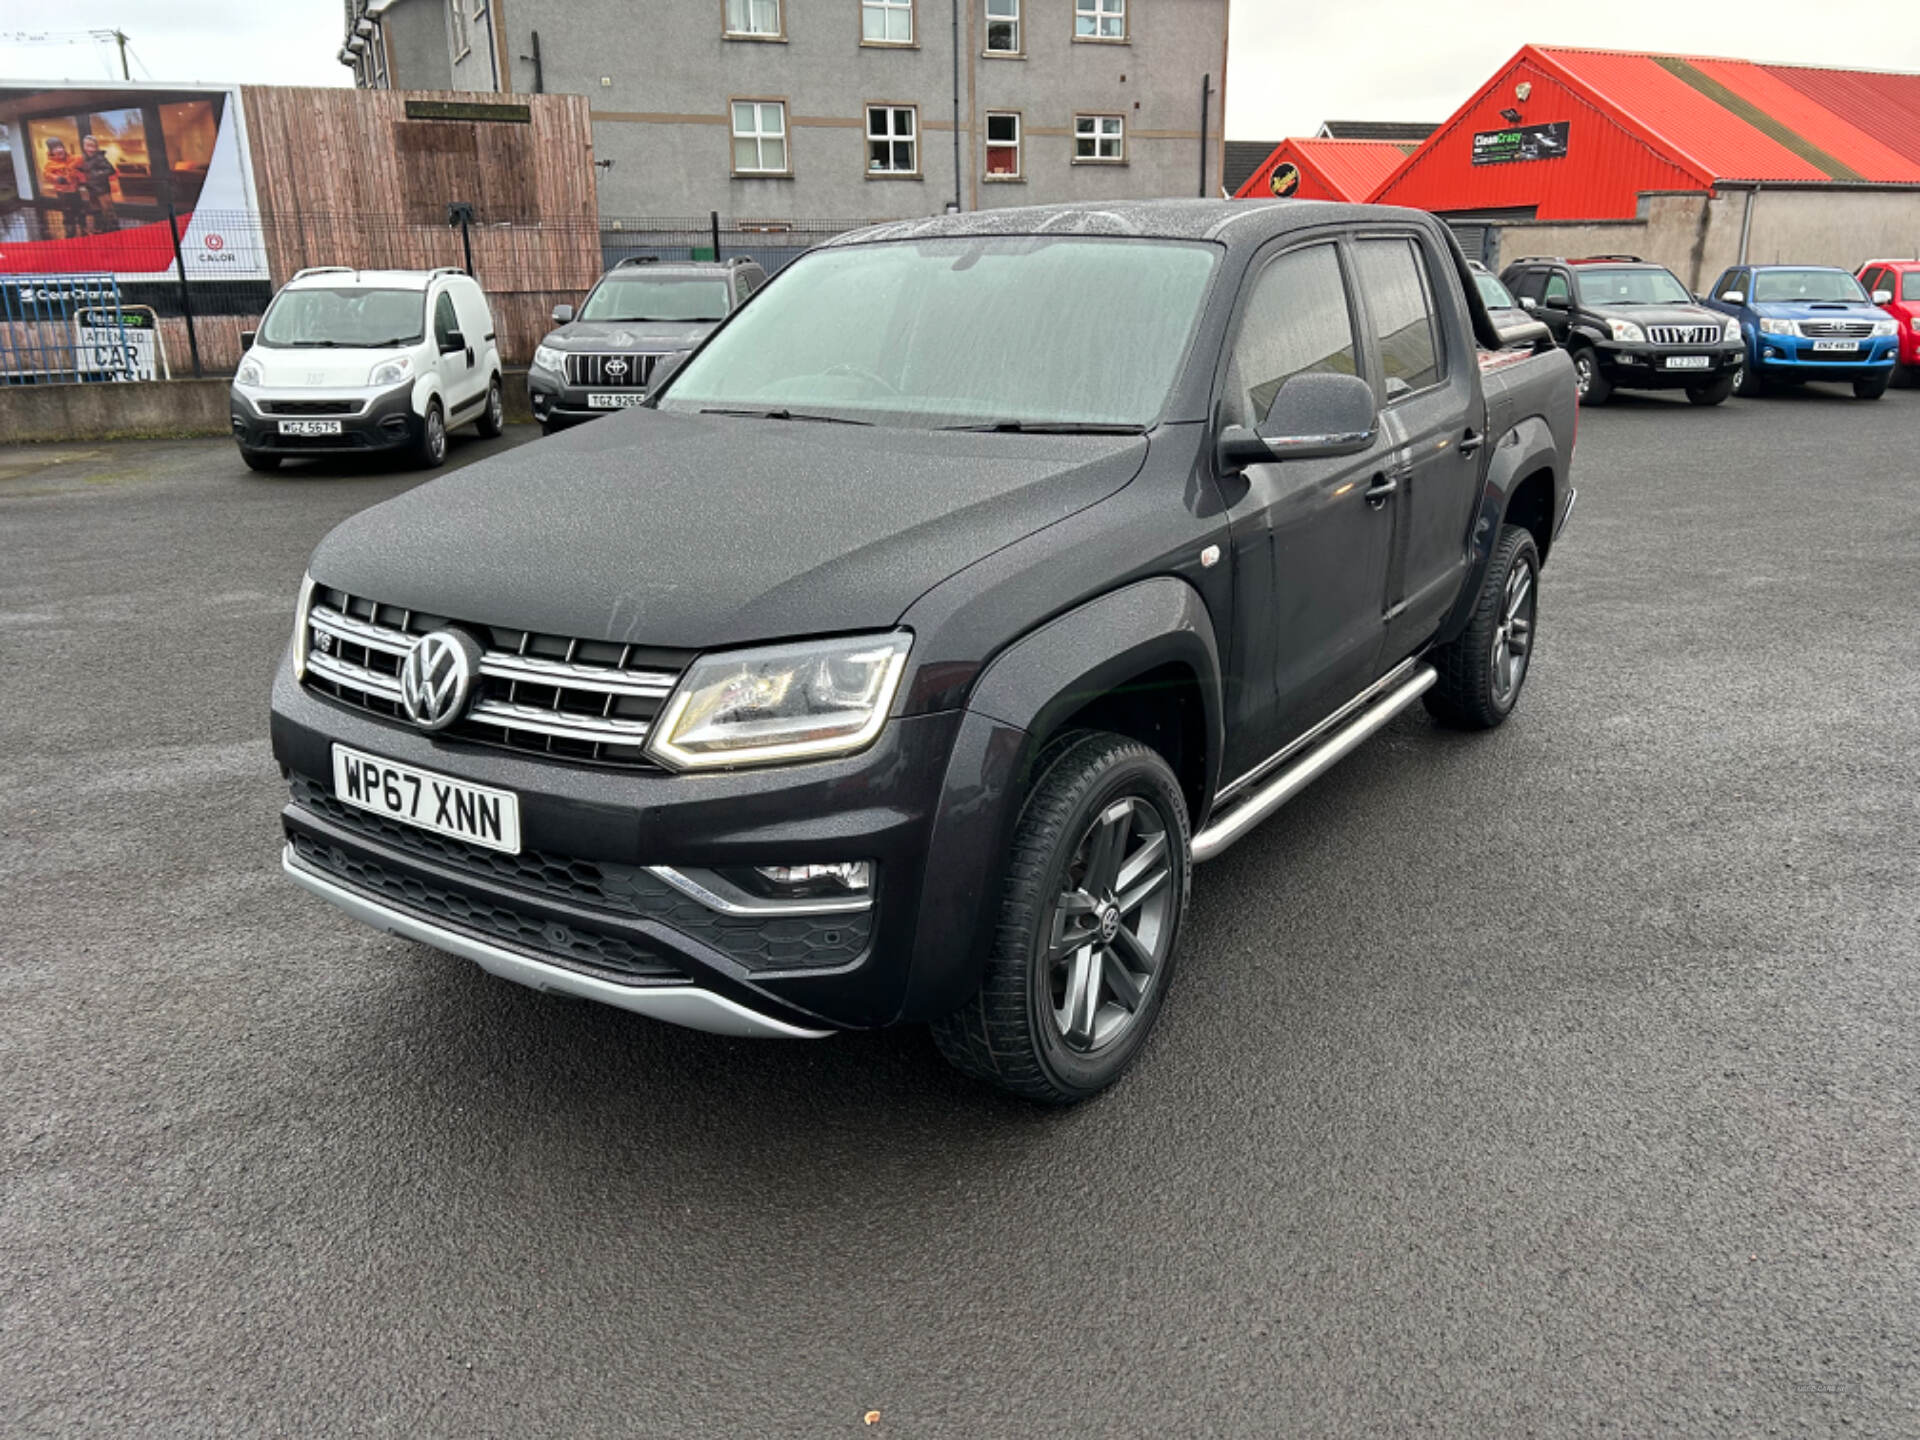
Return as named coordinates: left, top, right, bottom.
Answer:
left=273, top=199, right=1577, bottom=1104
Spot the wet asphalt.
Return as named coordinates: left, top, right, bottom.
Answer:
left=2, top=386, right=1917, bottom=1437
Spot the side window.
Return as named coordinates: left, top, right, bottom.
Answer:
left=433, top=290, right=459, bottom=348
left=1861, top=266, right=1885, bottom=298
left=1222, top=242, right=1359, bottom=430
left=1543, top=271, right=1571, bottom=306
left=1715, top=268, right=1748, bottom=301
left=1509, top=269, right=1545, bottom=304
left=1354, top=236, right=1443, bottom=398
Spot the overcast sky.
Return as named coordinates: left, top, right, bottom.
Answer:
left=3, top=0, right=1917, bottom=139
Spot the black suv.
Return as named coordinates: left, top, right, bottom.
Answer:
left=527, top=256, right=766, bottom=432
left=274, top=201, right=1577, bottom=1104
left=1501, top=255, right=1743, bottom=406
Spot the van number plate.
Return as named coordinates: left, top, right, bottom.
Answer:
left=278, top=419, right=343, bottom=435
left=331, top=745, right=521, bottom=854
left=1663, top=356, right=1711, bottom=369
left=587, top=392, right=647, bottom=408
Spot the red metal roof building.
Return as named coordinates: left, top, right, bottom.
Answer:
left=1373, top=45, right=1920, bottom=220
left=1232, top=137, right=1415, bottom=203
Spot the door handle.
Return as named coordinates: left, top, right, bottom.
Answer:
left=1458, top=429, right=1484, bottom=457
left=1364, top=473, right=1401, bottom=508
left=465, top=346, right=475, bottom=367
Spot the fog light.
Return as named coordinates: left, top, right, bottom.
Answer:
left=724, top=862, right=874, bottom=901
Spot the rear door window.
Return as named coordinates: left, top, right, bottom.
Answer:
left=1354, top=237, right=1444, bottom=399
left=1221, top=241, right=1360, bottom=429
left=1509, top=269, right=1545, bottom=304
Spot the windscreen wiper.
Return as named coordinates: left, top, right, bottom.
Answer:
left=939, top=420, right=1148, bottom=435
left=699, top=407, right=873, bottom=425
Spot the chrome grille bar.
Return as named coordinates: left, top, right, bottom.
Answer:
left=479, top=650, right=675, bottom=698
left=1647, top=324, right=1720, bottom=346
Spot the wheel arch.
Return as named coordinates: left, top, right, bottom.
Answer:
left=1434, top=413, right=1564, bottom=647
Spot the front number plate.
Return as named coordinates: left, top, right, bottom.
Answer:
left=278, top=419, right=343, bottom=435
left=587, top=392, right=647, bottom=408
left=1811, top=340, right=1859, bottom=353
left=1663, top=355, right=1712, bottom=369
left=331, top=745, right=521, bottom=854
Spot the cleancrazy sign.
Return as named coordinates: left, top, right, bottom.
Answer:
left=1471, top=122, right=1570, bottom=166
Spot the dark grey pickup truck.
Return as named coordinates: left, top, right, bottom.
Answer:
left=273, top=200, right=1577, bottom=1104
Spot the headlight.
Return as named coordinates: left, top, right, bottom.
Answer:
left=368, top=354, right=412, bottom=387
left=1871, top=318, right=1898, bottom=337
left=1759, top=318, right=1795, bottom=336
left=236, top=356, right=263, bottom=386
left=1607, top=318, right=1646, bottom=343
left=647, top=632, right=912, bottom=770
left=533, top=343, right=565, bottom=375
left=292, top=573, right=317, bottom=682
left=1721, top=316, right=1741, bottom=342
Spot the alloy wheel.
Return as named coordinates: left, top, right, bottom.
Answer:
left=488, top=384, right=503, bottom=429
left=1573, top=353, right=1593, bottom=398
left=427, top=408, right=446, bottom=461
left=1491, top=554, right=1536, bottom=706
left=1046, top=795, right=1175, bottom=1053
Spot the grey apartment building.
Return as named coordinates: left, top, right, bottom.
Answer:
left=340, top=1, right=1229, bottom=217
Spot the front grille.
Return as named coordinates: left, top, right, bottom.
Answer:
left=1647, top=324, right=1721, bottom=346
left=1798, top=320, right=1874, bottom=339
left=288, top=829, right=686, bottom=984
left=302, top=585, right=690, bottom=768
left=564, top=351, right=665, bottom=389
left=274, top=432, right=373, bottom=450
left=262, top=399, right=362, bottom=416
left=289, top=775, right=873, bottom=972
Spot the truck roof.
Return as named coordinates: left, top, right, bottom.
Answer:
left=826, top=198, right=1436, bottom=253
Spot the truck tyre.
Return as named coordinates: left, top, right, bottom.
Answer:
left=239, top=448, right=280, bottom=472
left=476, top=376, right=506, bottom=437
left=930, top=731, right=1190, bottom=1105
left=1735, top=361, right=1769, bottom=398
left=1853, top=373, right=1891, bottom=401
left=1423, top=523, right=1540, bottom=731
left=413, top=398, right=448, bottom=468
left=1571, top=348, right=1611, bottom=406
left=1686, top=375, right=1735, bottom=406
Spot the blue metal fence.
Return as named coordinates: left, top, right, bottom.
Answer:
left=0, top=273, right=142, bottom=385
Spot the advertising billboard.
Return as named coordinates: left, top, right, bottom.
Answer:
left=0, top=82, right=266, bottom=279
left=1471, top=122, right=1571, bottom=167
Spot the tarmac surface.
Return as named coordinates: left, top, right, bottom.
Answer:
left=3, top=388, right=1917, bottom=1437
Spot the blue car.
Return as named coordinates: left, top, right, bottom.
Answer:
left=1703, top=264, right=1900, bottom=399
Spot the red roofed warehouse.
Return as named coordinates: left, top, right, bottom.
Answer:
left=1374, top=46, right=1920, bottom=290
left=1234, top=137, right=1413, bottom=203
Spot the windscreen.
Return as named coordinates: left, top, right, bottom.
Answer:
left=657, top=236, right=1220, bottom=429
left=1573, top=267, right=1692, bottom=305
left=1752, top=269, right=1870, bottom=304
left=581, top=275, right=731, bottom=323
left=1474, top=270, right=1518, bottom=309
left=259, top=288, right=424, bottom=348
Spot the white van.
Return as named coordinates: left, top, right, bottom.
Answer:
left=229, top=267, right=504, bottom=471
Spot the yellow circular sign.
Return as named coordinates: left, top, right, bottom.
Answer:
left=1269, top=162, right=1301, bottom=198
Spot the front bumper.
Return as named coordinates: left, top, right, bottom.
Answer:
left=526, top=367, right=647, bottom=428
left=1594, top=341, right=1743, bottom=388
left=1752, top=334, right=1899, bottom=378
left=231, top=378, right=422, bottom=455
left=271, top=654, right=976, bottom=1033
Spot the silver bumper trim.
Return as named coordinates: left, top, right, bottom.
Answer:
left=281, top=844, right=833, bottom=1039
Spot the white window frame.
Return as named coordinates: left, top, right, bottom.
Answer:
left=866, top=104, right=920, bottom=177
left=862, top=0, right=915, bottom=46
left=446, top=0, right=472, bottom=61
left=1074, top=0, right=1126, bottom=42
left=724, top=0, right=783, bottom=39
left=984, top=0, right=1021, bottom=55
left=984, top=110, right=1022, bottom=180
left=1074, top=113, right=1125, bottom=163
left=731, top=99, right=790, bottom=176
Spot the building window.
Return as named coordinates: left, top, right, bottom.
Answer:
left=985, top=111, right=1021, bottom=178
left=1074, top=114, right=1124, bottom=162
left=725, top=0, right=782, bottom=38
left=867, top=104, right=918, bottom=176
left=1074, top=0, right=1125, bottom=40
left=985, top=0, right=1020, bottom=53
left=446, top=0, right=471, bottom=61
left=862, top=0, right=913, bottom=45
left=731, top=100, right=789, bottom=175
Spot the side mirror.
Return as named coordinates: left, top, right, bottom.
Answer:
left=1721, top=291, right=1745, bottom=305
left=238, top=329, right=256, bottom=350
left=647, top=348, right=693, bottom=394
left=1872, top=289, right=1893, bottom=305
left=552, top=303, right=574, bottom=325
left=1543, top=294, right=1570, bottom=311
left=1218, top=372, right=1378, bottom=468
left=1518, top=296, right=1538, bottom=311
left=441, top=328, right=465, bottom=354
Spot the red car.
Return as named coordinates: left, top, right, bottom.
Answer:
left=1857, top=258, right=1920, bottom=384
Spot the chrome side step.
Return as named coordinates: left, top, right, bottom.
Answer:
left=1190, top=665, right=1437, bottom=863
